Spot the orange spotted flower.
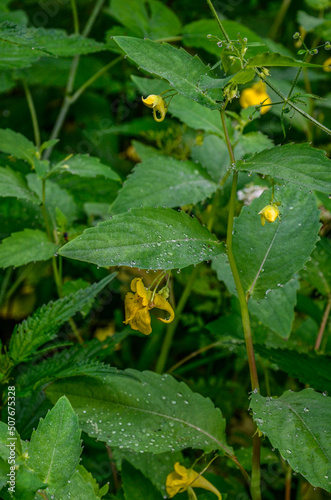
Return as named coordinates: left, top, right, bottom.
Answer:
left=166, top=462, right=222, bottom=499
left=124, top=278, right=174, bottom=335
left=240, top=81, right=272, bottom=114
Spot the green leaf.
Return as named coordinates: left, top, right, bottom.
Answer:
left=0, top=24, right=106, bottom=57
left=28, top=396, right=82, bottom=496
left=250, top=389, right=331, bottom=492
left=108, top=0, right=181, bottom=39
left=15, top=466, right=47, bottom=500
left=236, top=143, right=331, bottom=194
left=0, top=166, right=38, bottom=203
left=0, top=229, right=58, bottom=269
left=212, top=254, right=299, bottom=338
left=191, top=135, right=230, bottom=182
left=58, top=207, right=224, bottom=270
left=301, top=238, right=331, bottom=295
left=45, top=370, right=232, bottom=455
left=132, top=76, right=224, bottom=136
left=255, top=345, right=331, bottom=395
left=51, top=154, right=121, bottom=181
left=8, top=273, right=117, bottom=364
left=0, top=128, right=37, bottom=164
left=246, top=52, right=322, bottom=68
left=59, top=470, right=99, bottom=500
left=110, top=155, right=217, bottom=214
left=114, top=36, right=220, bottom=110
left=305, top=0, right=331, bottom=10
left=232, top=184, right=320, bottom=300
left=235, top=132, right=274, bottom=159
left=0, top=41, right=42, bottom=69
left=122, top=461, right=163, bottom=500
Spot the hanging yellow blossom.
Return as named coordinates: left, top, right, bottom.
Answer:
left=123, top=278, right=174, bottom=335
left=142, top=94, right=167, bottom=122
left=240, top=81, right=272, bottom=114
left=258, top=203, right=280, bottom=226
left=323, top=57, right=331, bottom=72
left=166, top=462, right=222, bottom=499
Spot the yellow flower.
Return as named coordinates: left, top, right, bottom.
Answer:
left=142, top=94, right=167, bottom=122
left=258, top=203, right=280, bottom=226
left=240, top=81, right=272, bottom=114
left=123, top=278, right=174, bottom=335
left=323, top=57, right=331, bottom=72
left=166, top=463, right=222, bottom=499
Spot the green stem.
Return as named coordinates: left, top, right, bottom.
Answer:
left=70, top=55, right=123, bottom=103
left=314, top=295, right=331, bottom=351
left=206, top=0, right=231, bottom=44
left=23, top=80, right=41, bottom=149
left=3, top=265, right=32, bottom=303
left=41, top=179, right=52, bottom=239
left=268, top=0, right=292, bottom=40
left=71, top=0, right=80, bottom=34
left=220, top=110, right=261, bottom=500
left=155, top=266, right=199, bottom=374
left=43, top=0, right=106, bottom=160
left=285, top=465, right=292, bottom=500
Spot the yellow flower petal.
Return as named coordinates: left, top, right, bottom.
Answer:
left=166, top=463, right=222, bottom=499
left=240, top=81, right=272, bottom=114
left=153, top=293, right=175, bottom=324
left=142, top=94, right=167, bottom=122
left=258, top=204, right=280, bottom=225
left=323, top=57, right=331, bottom=72
left=123, top=290, right=152, bottom=335
left=131, top=277, right=150, bottom=305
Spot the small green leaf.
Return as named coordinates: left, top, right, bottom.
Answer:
left=114, top=36, right=220, bottom=110
left=250, top=389, right=331, bottom=492
left=45, top=370, right=231, bottom=455
left=33, top=158, right=49, bottom=178
left=236, top=143, right=331, bottom=193
left=246, top=52, right=322, bottom=67
left=0, top=166, right=38, bottom=203
left=59, top=470, right=99, bottom=500
left=301, top=238, right=331, bottom=295
left=191, top=135, right=230, bottom=182
left=51, top=154, right=121, bottom=181
left=297, top=11, right=326, bottom=32
left=0, top=128, right=37, bottom=164
left=232, top=184, right=320, bottom=300
left=0, top=229, right=58, bottom=269
left=110, top=155, right=217, bottom=214
left=58, top=207, right=224, bottom=270
left=28, top=396, right=82, bottom=496
left=122, top=461, right=163, bottom=500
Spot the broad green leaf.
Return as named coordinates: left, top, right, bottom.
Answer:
left=132, top=76, right=224, bottom=136
left=0, top=24, right=106, bottom=57
left=301, top=238, right=331, bottom=295
left=235, top=132, right=274, bottom=159
left=122, top=461, right=163, bottom=500
left=191, top=135, right=229, bottom=183
left=0, top=128, right=37, bottom=164
left=76, top=465, right=108, bottom=498
left=59, top=470, right=99, bottom=500
left=212, top=254, right=299, bottom=338
left=28, top=396, right=82, bottom=496
left=236, top=143, right=331, bottom=193
left=108, top=0, right=181, bottom=39
left=51, top=154, right=121, bottom=181
left=58, top=207, right=224, bottom=270
left=0, top=41, right=43, bottom=69
left=45, top=370, right=232, bottom=455
left=110, top=155, right=217, bottom=214
left=0, top=229, right=58, bottom=269
left=0, top=166, right=38, bottom=203
left=8, top=273, right=117, bottom=364
left=246, top=52, right=322, bottom=68
left=232, top=184, right=320, bottom=300
left=255, top=345, right=331, bottom=395
left=250, top=389, right=331, bottom=492
left=114, top=36, right=221, bottom=110
left=14, top=466, right=47, bottom=500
